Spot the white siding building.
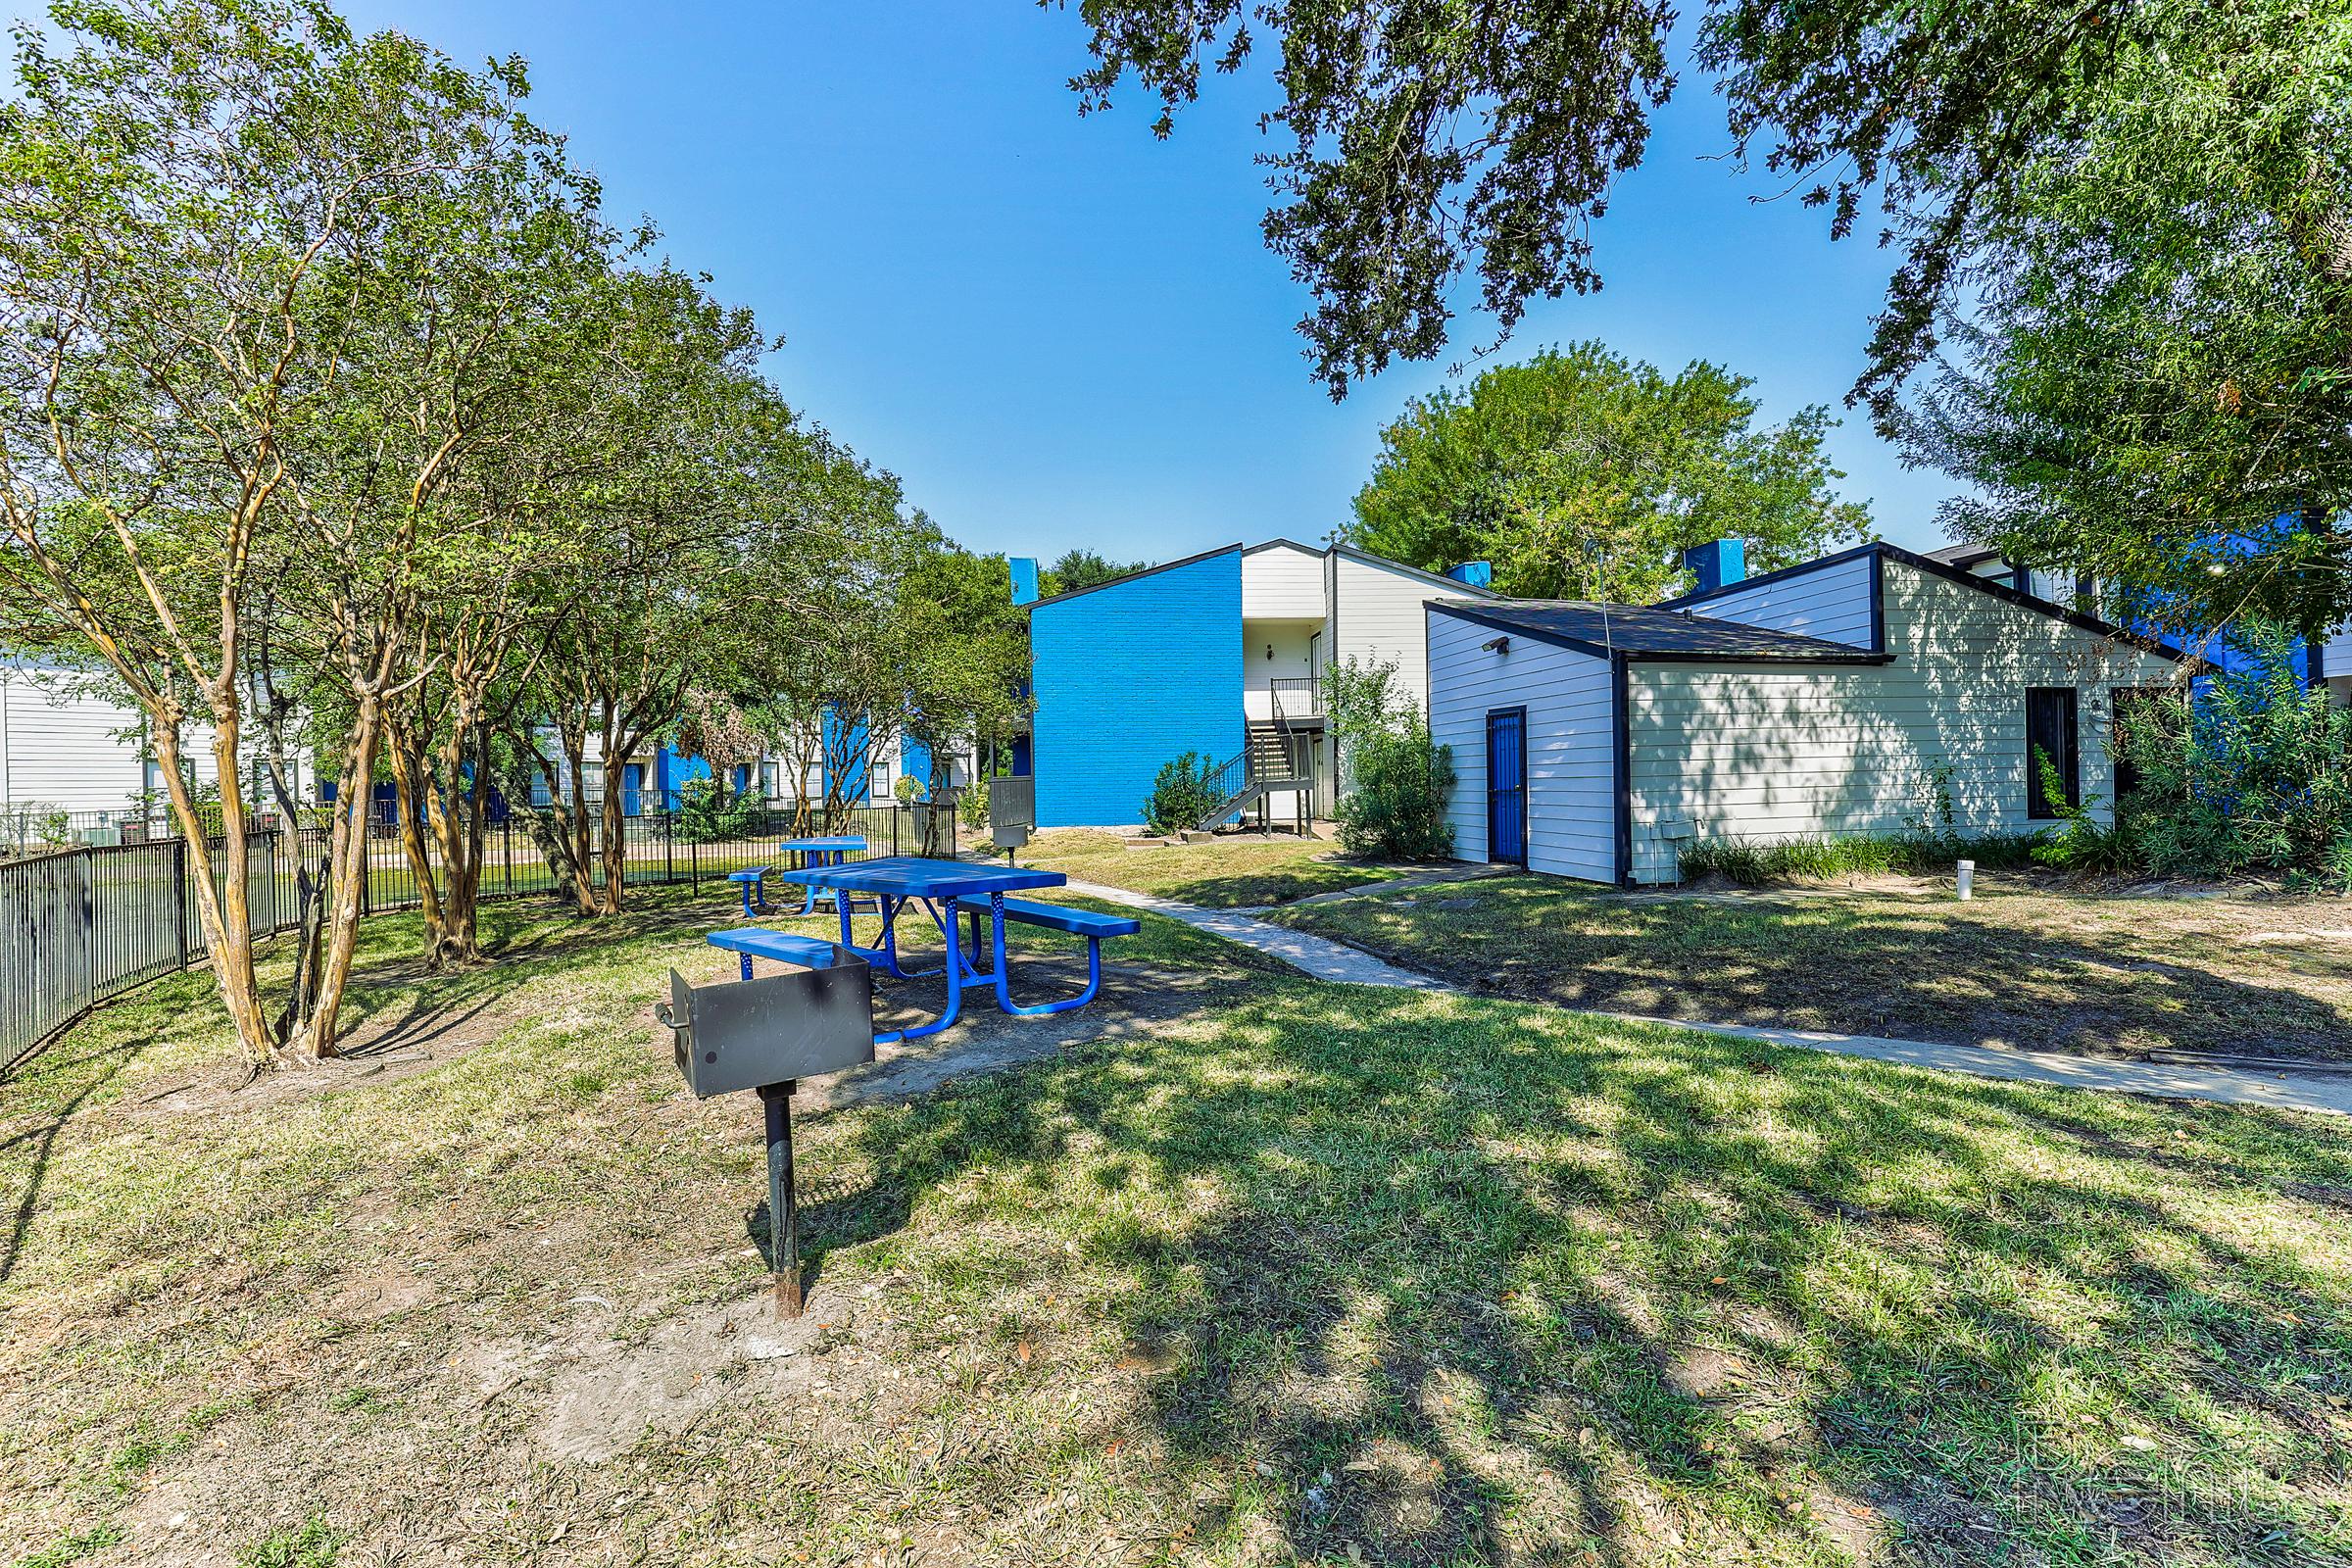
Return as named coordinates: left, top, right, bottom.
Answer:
left=0, top=663, right=225, bottom=819
left=1426, top=543, right=2194, bottom=885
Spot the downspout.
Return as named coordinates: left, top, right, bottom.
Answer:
left=1610, top=655, right=1633, bottom=888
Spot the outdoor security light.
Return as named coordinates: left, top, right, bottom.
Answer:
left=1481, top=635, right=1510, bottom=655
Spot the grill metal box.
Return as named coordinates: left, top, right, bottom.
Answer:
left=662, top=955, right=876, bottom=1099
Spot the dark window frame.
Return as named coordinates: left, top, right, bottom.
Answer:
left=2025, top=687, right=2081, bottom=819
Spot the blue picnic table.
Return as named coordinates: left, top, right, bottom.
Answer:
left=748, top=855, right=1132, bottom=1041
left=776, top=834, right=867, bottom=914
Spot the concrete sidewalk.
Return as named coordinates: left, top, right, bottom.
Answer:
left=1060, top=879, right=1447, bottom=990
left=1063, top=878, right=2352, bottom=1118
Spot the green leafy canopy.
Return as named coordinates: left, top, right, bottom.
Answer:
left=1348, top=342, right=1869, bottom=600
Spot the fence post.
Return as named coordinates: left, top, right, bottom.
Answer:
left=172, top=837, right=190, bottom=971
left=664, top=813, right=674, bottom=887
left=79, top=850, right=96, bottom=1023
left=689, top=829, right=699, bottom=894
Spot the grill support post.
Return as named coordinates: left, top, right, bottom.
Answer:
left=760, top=1081, right=804, bottom=1316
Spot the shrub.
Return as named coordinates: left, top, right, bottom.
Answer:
left=2028, top=751, right=2143, bottom=875
left=674, top=777, right=759, bottom=843
left=2115, top=623, right=2352, bottom=888
left=958, top=781, right=991, bottom=830
left=1327, top=657, right=1456, bottom=860
left=1678, top=832, right=2041, bottom=886
left=1143, top=751, right=1221, bottom=835
left=1335, top=722, right=1456, bottom=859
left=892, top=773, right=924, bottom=806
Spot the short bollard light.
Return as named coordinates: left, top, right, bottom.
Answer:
left=1956, top=858, right=1976, bottom=901
left=657, top=952, right=876, bottom=1316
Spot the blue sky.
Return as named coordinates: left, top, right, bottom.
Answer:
left=100, top=1, right=1965, bottom=561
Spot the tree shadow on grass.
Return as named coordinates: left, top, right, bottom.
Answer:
left=823, top=983, right=2352, bottom=1563
left=0, top=1040, right=137, bottom=1287
left=1286, top=879, right=2352, bottom=1060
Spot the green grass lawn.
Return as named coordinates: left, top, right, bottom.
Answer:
left=1016, top=828, right=1407, bottom=908
left=5, top=884, right=2352, bottom=1565
left=1269, top=871, right=2352, bottom=1061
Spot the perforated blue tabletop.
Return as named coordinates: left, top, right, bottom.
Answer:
left=769, top=856, right=1063, bottom=901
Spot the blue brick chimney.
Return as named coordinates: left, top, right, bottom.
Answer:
left=1682, top=538, right=1746, bottom=594
left=1444, top=560, right=1493, bottom=588
left=1009, top=556, right=1041, bottom=606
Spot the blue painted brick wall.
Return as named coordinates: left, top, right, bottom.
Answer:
left=1031, top=548, right=1243, bottom=826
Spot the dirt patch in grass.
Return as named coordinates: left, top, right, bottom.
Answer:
left=1273, top=871, right=2352, bottom=1060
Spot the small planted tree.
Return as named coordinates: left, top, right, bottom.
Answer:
left=1143, top=752, right=1221, bottom=836
left=1326, top=658, right=1455, bottom=860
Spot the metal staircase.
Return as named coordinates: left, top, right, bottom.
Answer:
left=1194, top=677, right=1322, bottom=833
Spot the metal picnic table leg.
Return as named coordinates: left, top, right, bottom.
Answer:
left=893, top=900, right=965, bottom=1040
left=791, top=849, right=820, bottom=917
left=990, top=891, right=1110, bottom=1017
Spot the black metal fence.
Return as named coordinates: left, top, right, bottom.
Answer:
left=0, top=802, right=950, bottom=1073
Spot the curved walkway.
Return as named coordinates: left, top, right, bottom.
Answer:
left=1062, top=878, right=2352, bottom=1119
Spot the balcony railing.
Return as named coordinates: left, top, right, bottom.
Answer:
left=1269, top=676, right=1322, bottom=723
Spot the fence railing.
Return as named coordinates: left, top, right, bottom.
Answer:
left=0, top=802, right=949, bottom=1073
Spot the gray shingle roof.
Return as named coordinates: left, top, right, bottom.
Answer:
left=1431, top=600, right=1891, bottom=662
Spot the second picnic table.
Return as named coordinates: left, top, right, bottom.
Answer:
left=774, top=833, right=867, bottom=914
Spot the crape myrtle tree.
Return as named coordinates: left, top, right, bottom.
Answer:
left=502, top=366, right=897, bottom=913
left=0, top=0, right=592, bottom=1061
left=899, top=542, right=1031, bottom=848
left=254, top=24, right=616, bottom=1035
left=1351, top=342, right=1870, bottom=601
left=1054, top=0, right=2347, bottom=602
left=755, top=519, right=1029, bottom=842
left=377, top=255, right=731, bottom=962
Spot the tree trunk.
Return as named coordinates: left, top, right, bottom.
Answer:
left=154, top=720, right=277, bottom=1066
left=251, top=670, right=327, bottom=1041
left=416, top=712, right=487, bottom=966
left=384, top=710, right=446, bottom=952
left=425, top=722, right=489, bottom=965
left=563, top=722, right=599, bottom=914
left=289, top=698, right=385, bottom=1060
left=596, top=710, right=632, bottom=915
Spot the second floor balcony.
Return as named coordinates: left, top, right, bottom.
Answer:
left=1244, top=675, right=1324, bottom=725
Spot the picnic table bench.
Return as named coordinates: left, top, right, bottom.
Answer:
left=707, top=925, right=852, bottom=980
left=951, top=895, right=1140, bottom=1016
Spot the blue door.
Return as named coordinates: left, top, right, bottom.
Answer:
left=1486, top=708, right=1527, bottom=866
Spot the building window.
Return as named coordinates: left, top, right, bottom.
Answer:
left=2025, top=687, right=2080, bottom=819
